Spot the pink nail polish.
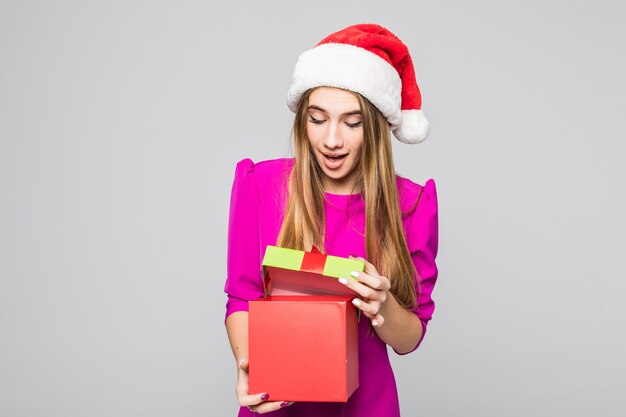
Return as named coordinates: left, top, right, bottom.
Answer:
left=280, top=401, right=290, bottom=408
left=261, top=393, right=269, bottom=401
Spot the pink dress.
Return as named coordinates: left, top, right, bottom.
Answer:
left=224, top=158, right=439, bottom=417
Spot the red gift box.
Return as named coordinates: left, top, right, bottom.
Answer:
left=248, top=246, right=364, bottom=402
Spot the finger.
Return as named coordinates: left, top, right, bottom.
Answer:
left=351, top=298, right=382, bottom=316
left=349, top=270, right=390, bottom=291
left=238, top=392, right=270, bottom=407
left=361, top=310, right=375, bottom=321
left=253, top=400, right=295, bottom=414
left=371, top=313, right=385, bottom=328
left=338, top=276, right=378, bottom=300
left=340, top=273, right=389, bottom=301
left=350, top=256, right=380, bottom=276
left=353, top=307, right=384, bottom=327
left=239, top=359, right=249, bottom=371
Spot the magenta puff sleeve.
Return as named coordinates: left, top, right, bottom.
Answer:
left=223, top=159, right=264, bottom=322
left=399, top=178, right=439, bottom=354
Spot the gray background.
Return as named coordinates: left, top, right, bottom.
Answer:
left=1, top=1, right=625, bottom=416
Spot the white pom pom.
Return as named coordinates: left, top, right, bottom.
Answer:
left=392, top=110, right=429, bottom=144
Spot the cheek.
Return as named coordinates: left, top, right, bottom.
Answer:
left=306, top=125, right=321, bottom=146
left=347, top=131, right=364, bottom=153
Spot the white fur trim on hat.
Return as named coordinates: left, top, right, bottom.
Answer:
left=287, top=43, right=403, bottom=126
left=392, top=109, right=429, bottom=144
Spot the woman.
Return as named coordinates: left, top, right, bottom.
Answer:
left=224, top=24, right=439, bottom=416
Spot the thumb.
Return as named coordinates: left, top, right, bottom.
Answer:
left=239, top=359, right=249, bottom=371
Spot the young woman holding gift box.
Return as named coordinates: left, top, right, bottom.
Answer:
left=224, top=24, right=439, bottom=416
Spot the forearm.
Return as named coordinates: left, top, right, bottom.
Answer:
left=375, top=292, right=422, bottom=354
left=226, top=311, right=249, bottom=366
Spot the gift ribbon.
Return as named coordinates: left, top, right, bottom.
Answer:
left=262, top=245, right=364, bottom=279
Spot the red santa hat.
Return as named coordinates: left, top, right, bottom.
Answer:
left=287, top=23, right=429, bottom=144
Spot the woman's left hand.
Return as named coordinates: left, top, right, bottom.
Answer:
left=339, top=256, right=391, bottom=327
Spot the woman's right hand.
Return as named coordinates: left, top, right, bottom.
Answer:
left=236, top=359, right=294, bottom=414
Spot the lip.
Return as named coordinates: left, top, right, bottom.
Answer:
left=323, top=152, right=348, bottom=158
left=321, top=152, right=348, bottom=170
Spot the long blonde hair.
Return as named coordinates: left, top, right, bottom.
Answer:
left=277, top=88, right=419, bottom=309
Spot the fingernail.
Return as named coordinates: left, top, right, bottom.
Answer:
left=338, top=277, right=348, bottom=285
left=350, top=271, right=359, bottom=278
left=280, top=401, right=290, bottom=408
left=372, top=320, right=379, bottom=327
left=261, top=393, right=269, bottom=401
left=352, top=298, right=361, bottom=306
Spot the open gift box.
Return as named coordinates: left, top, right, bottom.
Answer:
left=248, top=245, right=364, bottom=402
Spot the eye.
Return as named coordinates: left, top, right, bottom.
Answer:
left=309, top=115, right=326, bottom=124
left=345, top=121, right=362, bottom=128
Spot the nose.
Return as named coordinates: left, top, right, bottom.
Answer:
left=323, top=121, right=343, bottom=150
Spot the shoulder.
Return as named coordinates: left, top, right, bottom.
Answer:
left=232, top=158, right=294, bottom=201
left=396, top=175, right=439, bottom=255
left=396, top=175, right=438, bottom=214
left=234, top=157, right=294, bottom=178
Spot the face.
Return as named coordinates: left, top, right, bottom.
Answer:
left=306, top=87, right=364, bottom=194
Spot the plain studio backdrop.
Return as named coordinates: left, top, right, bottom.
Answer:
left=1, top=1, right=625, bottom=416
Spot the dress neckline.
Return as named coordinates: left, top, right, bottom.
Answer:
left=323, top=191, right=363, bottom=209
left=324, top=190, right=361, bottom=197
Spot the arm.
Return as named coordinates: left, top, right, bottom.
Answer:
left=339, top=179, right=439, bottom=353
left=376, top=290, right=423, bottom=353
left=223, top=160, right=293, bottom=413
left=339, top=259, right=422, bottom=354
left=226, top=310, right=249, bottom=369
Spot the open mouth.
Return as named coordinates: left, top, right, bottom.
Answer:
left=324, top=153, right=347, bottom=161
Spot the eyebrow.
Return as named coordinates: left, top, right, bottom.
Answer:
left=308, top=105, right=361, bottom=116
